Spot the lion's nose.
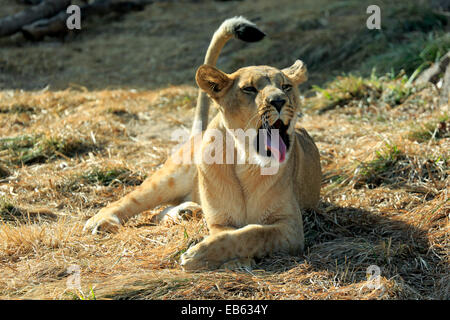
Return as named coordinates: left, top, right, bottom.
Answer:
left=269, top=98, right=286, bottom=112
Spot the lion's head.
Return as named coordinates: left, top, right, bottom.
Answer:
left=196, top=60, right=307, bottom=164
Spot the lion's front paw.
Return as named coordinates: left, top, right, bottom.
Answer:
left=180, top=240, right=224, bottom=271
left=83, top=209, right=121, bottom=234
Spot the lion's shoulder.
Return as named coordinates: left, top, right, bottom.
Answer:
left=295, top=127, right=319, bottom=155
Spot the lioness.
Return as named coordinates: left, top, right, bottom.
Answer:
left=84, top=17, right=322, bottom=271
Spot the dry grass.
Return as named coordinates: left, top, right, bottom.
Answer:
left=0, top=78, right=447, bottom=300
left=0, top=0, right=448, bottom=300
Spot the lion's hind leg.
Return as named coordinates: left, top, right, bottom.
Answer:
left=152, top=201, right=203, bottom=226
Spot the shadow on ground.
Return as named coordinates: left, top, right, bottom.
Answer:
left=255, top=201, right=442, bottom=298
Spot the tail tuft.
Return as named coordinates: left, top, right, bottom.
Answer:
left=234, top=23, right=266, bottom=42
left=221, top=16, right=266, bottom=42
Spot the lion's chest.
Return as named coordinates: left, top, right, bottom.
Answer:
left=233, top=164, right=287, bottom=225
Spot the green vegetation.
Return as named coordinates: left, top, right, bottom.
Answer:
left=0, top=198, right=20, bottom=221
left=58, top=166, right=146, bottom=193
left=360, top=31, right=450, bottom=78
left=408, top=116, right=450, bottom=142
left=310, top=71, right=417, bottom=113
left=66, top=286, right=97, bottom=300
left=356, top=144, right=405, bottom=188
left=0, top=134, right=100, bottom=166
left=310, top=74, right=382, bottom=113
left=354, top=144, right=448, bottom=189
left=343, top=2, right=449, bottom=78
left=382, top=77, right=415, bottom=106
left=278, top=1, right=450, bottom=84
left=0, top=104, right=36, bottom=114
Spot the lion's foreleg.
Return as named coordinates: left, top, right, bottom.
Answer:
left=180, top=217, right=304, bottom=270
left=84, top=156, right=195, bottom=233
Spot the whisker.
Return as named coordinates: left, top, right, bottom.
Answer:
left=243, top=112, right=262, bottom=131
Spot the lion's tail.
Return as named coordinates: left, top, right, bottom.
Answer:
left=191, top=16, right=265, bottom=135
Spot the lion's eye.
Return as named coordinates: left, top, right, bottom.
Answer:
left=282, top=84, right=292, bottom=92
left=242, top=86, right=258, bottom=94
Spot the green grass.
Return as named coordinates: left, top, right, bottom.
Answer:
left=306, top=1, right=448, bottom=82
left=57, top=166, right=147, bottom=193
left=0, top=134, right=101, bottom=166
left=354, top=144, right=448, bottom=189
left=0, top=104, right=36, bottom=114
left=309, top=71, right=417, bottom=113
left=355, top=144, right=405, bottom=188
left=66, top=286, right=97, bottom=300
left=0, top=198, right=20, bottom=221
left=381, top=74, right=416, bottom=106
left=353, top=2, right=449, bottom=78
left=310, top=74, right=382, bottom=113
left=361, top=32, right=450, bottom=79
left=408, top=116, right=450, bottom=142
left=305, top=14, right=447, bottom=112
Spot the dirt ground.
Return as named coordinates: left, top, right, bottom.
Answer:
left=0, top=0, right=448, bottom=299
left=2, top=0, right=447, bottom=91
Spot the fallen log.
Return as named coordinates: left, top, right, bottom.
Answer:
left=414, top=51, right=450, bottom=106
left=0, top=0, right=71, bottom=37
left=19, top=0, right=45, bottom=4
left=21, top=0, right=151, bottom=41
left=441, top=63, right=449, bottom=105
left=414, top=52, right=450, bottom=85
left=21, top=10, right=69, bottom=40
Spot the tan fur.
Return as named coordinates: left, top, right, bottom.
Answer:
left=84, top=18, right=322, bottom=271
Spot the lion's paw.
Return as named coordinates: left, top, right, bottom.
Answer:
left=180, top=241, right=223, bottom=271
left=83, top=210, right=121, bottom=234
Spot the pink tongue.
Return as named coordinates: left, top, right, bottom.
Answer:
left=266, top=133, right=286, bottom=163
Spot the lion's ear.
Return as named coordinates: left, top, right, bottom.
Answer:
left=282, top=60, right=308, bottom=85
left=196, top=65, right=233, bottom=99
